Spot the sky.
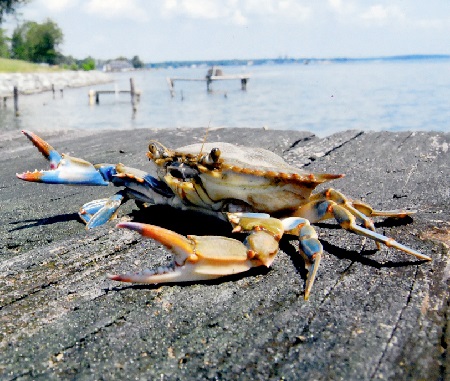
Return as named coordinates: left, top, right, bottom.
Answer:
left=4, top=0, right=450, bottom=62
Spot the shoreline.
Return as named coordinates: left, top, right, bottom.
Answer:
left=0, top=70, right=112, bottom=95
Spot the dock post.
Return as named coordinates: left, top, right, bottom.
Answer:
left=13, top=86, right=19, bottom=116
left=206, top=78, right=212, bottom=92
left=88, top=89, right=95, bottom=105
left=241, top=78, right=248, bottom=91
left=96, top=92, right=100, bottom=104
left=52, top=84, right=55, bottom=99
left=130, top=77, right=137, bottom=113
left=167, top=77, right=175, bottom=97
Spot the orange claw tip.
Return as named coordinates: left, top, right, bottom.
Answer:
left=16, top=171, right=42, bottom=181
left=107, top=273, right=130, bottom=282
left=116, top=222, right=194, bottom=259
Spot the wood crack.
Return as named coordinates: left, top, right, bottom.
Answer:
left=369, top=265, right=419, bottom=380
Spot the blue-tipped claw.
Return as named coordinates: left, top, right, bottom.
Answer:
left=17, top=131, right=109, bottom=186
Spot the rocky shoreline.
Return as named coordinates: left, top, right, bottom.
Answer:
left=0, top=70, right=112, bottom=95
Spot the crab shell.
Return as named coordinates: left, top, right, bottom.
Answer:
left=148, top=142, right=343, bottom=214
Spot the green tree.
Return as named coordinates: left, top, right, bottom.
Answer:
left=81, top=56, right=95, bottom=71
left=11, top=19, right=63, bottom=64
left=10, top=22, right=28, bottom=60
left=0, top=0, right=29, bottom=24
left=0, top=28, right=9, bottom=57
left=131, top=55, right=144, bottom=69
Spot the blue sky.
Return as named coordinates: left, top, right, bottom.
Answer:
left=4, top=0, right=450, bottom=62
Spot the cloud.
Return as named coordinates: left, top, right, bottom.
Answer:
left=328, top=0, right=354, bottom=15
left=38, top=0, right=78, bottom=13
left=84, top=0, right=148, bottom=21
left=162, top=0, right=222, bottom=20
left=161, top=0, right=311, bottom=24
left=360, top=5, right=405, bottom=25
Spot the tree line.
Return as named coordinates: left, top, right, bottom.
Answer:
left=0, top=1, right=144, bottom=70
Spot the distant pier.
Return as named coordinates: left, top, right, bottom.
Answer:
left=167, top=66, right=250, bottom=96
left=88, top=78, right=140, bottom=113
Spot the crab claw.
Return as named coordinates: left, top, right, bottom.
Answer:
left=109, top=222, right=256, bottom=284
left=16, top=131, right=109, bottom=186
left=21, top=130, right=62, bottom=169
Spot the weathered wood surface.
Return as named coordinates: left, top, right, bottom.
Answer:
left=0, top=128, right=448, bottom=380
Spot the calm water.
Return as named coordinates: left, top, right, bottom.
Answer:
left=1, top=59, right=449, bottom=137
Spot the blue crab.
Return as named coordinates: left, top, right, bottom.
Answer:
left=17, top=130, right=431, bottom=299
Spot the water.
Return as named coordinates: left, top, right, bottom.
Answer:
left=1, top=58, right=449, bottom=137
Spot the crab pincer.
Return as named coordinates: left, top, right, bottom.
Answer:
left=109, top=221, right=259, bottom=284
left=16, top=130, right=109, bottom=185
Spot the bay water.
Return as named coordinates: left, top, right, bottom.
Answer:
left=1, top=58, right=449, bottom=137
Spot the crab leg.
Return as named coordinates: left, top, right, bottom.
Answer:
left=295, top=198, right=430, bottom=261
left=308, top=188, right=415, bottom=228
left=281, top=217, right=323, bottom=300
left=110, top=215, right=330, bottom=300
left=17, top=131, right=177, bottom=229
left=109, top=214, right=286, bottom=284
left=109, top=222, right=259, bottom=283
left=79, top=192, right=127, bottom=228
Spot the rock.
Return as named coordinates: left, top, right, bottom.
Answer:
left=0, top=71, right=111, bottom=95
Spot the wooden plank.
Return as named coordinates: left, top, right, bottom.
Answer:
left=1, top=128, right=448, bottom=380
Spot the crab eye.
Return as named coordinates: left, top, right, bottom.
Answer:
left=148, top=143, right=164, bottom=160
left=199, top=147, right=221, bottom=167
left=149, top=143, right=158, bottom=154
left=210, top=148, right=221, bottom=162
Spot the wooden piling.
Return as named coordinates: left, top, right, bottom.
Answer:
left=88, top=89, right=95, bottom=105
left=166, top=77, right=175, bottom=97
left=241, top=78, right=248, bottom=91
left=130, top=78, right=137, bottom=113
left=13, top=86, right=19, bottom=116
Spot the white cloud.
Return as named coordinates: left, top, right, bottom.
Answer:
left=34, top=0, right=78, bottom=13
left=231, top=10, right=248, bottom=26
left=84, top=0, right=148, bottom=21
left=360, top=5, right=405, bottom=25
left=162, top=0, right=222, bottom=20
left=161, top=0, right=311, bottom=24
left=327, top=0, right=356, bottom=15
left=277, top=1, right=311, bottom=21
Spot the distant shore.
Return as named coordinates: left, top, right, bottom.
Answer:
left=0, top=70, right=112, bottom=95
